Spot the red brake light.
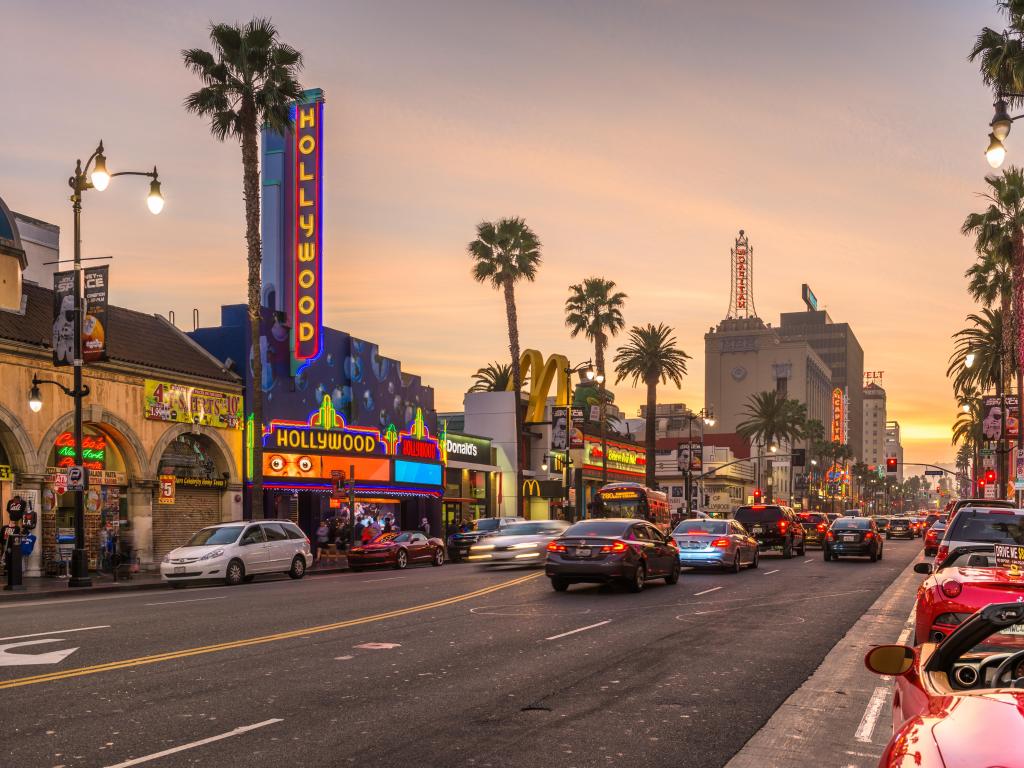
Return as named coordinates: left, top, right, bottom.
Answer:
left=710, top=538, right=731, bottom=548
left=817, top=523, right=826, bottom=532
left=778, top=520, right=789, bottom=533
left=936, top=545, right=949, bottom=564
left=599, top=540, right=629, bottom=553
left=751, top=505, right=767, bottom=509
left=666, top=538, right=678, bottom=549
left=546, top=541, right=567, bottom=553
left=941, top=579, right=962, bottom=599
left=826, top=531, right=834, bottom=540
left=986, top=510, right=1015, bottom=515
left=864, top=531, right=874, bottom=540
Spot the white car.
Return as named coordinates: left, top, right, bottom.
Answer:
left=161, top=521, right=313, bottom=587
left=936, top=506, right=1024, bottom=566
left=467, top=520, right=570, bottom=566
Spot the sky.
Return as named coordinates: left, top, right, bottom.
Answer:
left=0, top=0, right=1006, bottom=466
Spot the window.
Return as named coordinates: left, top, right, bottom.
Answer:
left=241, top=526, right=265, bottom=545
left=283, top=524, right=305, bottom=540
left=411, top=533, right=427, bottom=543
left=629, top=525, right=651, bottom=541
left=263, top=523, right=288, bottom=541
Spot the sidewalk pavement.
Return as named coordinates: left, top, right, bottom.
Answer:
left=724, top=553, right=922, bottom=768
left=0, top=558, right=351, bottom=603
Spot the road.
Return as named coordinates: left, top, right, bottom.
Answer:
left=0, top=539, right=921, bottom=768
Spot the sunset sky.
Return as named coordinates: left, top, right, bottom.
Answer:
left=0, top=1, right=1006, bottom=466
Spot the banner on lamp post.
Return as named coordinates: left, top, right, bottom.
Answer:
left=83, top=266, right=109, bottom=363
left=52, top=271, right=75, bottom=367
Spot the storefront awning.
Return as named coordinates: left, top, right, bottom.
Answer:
left=447, top=460, right=500, bottom=472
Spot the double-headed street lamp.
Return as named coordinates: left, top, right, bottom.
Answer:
left=29, top=141, right=163, bottom=588
left=679, top=407, right=715, bottom=513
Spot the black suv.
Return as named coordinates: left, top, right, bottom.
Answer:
left=733, top=504, right=805, bottom=558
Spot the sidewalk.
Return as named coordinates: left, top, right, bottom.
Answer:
left=0, top=559, right=350, bottom=603
left=724, top=553, right=922, bottom=768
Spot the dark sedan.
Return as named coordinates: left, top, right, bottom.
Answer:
left=545, top=518, right=680, bottom=593
left=823, top=517, right=883, bottom=562
left=797, top=512, right=829, bottom=549
left=887, top=517, right=914, bottom=540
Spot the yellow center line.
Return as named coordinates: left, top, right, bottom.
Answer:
left=0, top=571, right=542, bottom=691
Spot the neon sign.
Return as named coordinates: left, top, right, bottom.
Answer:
left=264, top=396, right=383, bottom=456
left=293, top=97, right=324, bottom=361
left=55, top=432, right=106, bottom=471
left=831, top=387, right=844, bottom=443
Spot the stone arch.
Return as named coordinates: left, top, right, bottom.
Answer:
left=36, top=408, right=148, bottom=480
left=0, top=401, right=41, bottom=474
left=148, top=423, right=238, bottom=483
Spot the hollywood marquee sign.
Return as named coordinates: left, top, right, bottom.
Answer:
left=293, top=96, right=324, bottom=361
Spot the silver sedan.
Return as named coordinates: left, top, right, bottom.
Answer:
left=468, top=520, right=570, bottom=567
left=671, top=519, right=759, bottom=573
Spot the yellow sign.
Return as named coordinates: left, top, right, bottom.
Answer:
left=270, top=427, right=378, bottom=455
left=158, top=474, right=176, bottom=505
left=601, top=490, right=640, bottom=500
left=507, top=349, right=570, bottom=423
left=0, top=465, right=12, bottom=481
left=144, top=379, right=242, bottom=430
left=522, top=479, right=541, bottom=497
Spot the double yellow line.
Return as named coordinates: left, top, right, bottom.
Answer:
left=0, top=571, right=542, bottom=691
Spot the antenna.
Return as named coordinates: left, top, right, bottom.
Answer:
left=726, top=229, right=758, bottom=319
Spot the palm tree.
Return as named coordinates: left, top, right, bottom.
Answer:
left=948, top=308, right=1009, bottom=398
left=736, top=391, right=807, bottom=450
left=566, top=278, right=627, bottom=482
left=469, top=218, right=542, bottom=516
left=613, top=323, right=690, bottom=489
left=468, top=362, right=512, bottom=393
left=183, top=19, right=303, bottom=519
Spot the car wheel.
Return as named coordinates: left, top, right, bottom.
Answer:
left=731, top=553, right=741, bottom=574
left=782, top=538, right=793, bottom=559
left=551, top=578, right=570, bottom=592
left=225, top=559, right=245, bottom=586
left=431, top=548, right=445, bottom=567
left=797, top=538, right=806, bottom=556
left=170, top=582, right=187, bottom=589
left=665, top=562, right=680, bottom=584
left=823, top=548, right=831, bottom=562
left=394, top=549, right=408, bottom=570
left=626, top=563, right=646, bottom=593
left=750, top=550, right=759, bottom=569
left=288, top=555, right=306, bottom=579
left=878, top=545, right=883, bottom=561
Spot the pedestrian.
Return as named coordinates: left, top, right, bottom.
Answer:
left=383, top=517, right=393, bottom=534
left=420, top=516, right=430, bottom=537
left=353, top=515, right=365, bottom=544
left=315, top=520, right=329, bottom=564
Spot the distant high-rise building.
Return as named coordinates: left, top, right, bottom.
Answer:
left=863, top=383, right=887, bottom=469
left=885, top=420, right=904, bottom=483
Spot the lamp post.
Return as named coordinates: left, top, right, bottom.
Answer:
left=679, top=407, right=715, bottom=513
left=984, top=96, right=1018, bottom=168
left=563, top=360, right=595, bottom=520
left=37, top=142, right=163, bottom=588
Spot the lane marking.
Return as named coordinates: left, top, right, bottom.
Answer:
left=693, top=587, right=722, bottom=596
left=896, top=627, right=912, bottom=646
left=103, top=718, right=283, bottom=767
left=804, top=559, right=813, bottom=564
left=0, top=571, right=542, bottom=690
left=360, top=576, right=405, bottom=583
left=144, top=597, right=228, bottom=607
left=545, top=620, right=612, bottom=641
left=0, top=625, right=110, bottom=642
left=854, top=686, right=889, bottom=743
left=0, top=639, right=79, bottom=666
left=763, top=569, right=780, bottom=575
left=354, top=642, right=400, bottom=650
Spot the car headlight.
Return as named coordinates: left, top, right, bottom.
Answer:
left=162, top=554, right=171, bottom=564
left=510, top=542, right=539, bottom=550
left=471, top=544, right=495, bottom=552
left=199, top=548, right=225, bottom=561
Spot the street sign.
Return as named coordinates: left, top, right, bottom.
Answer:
left=924, top=469, right=943, bottom=476
left=53, top=474, right=68, bottom=495
left=985, top=484, right=996, bottom=499
left=66, top=466, right=88, bottom=492
left=1014, top=480, right=1024, bottom=491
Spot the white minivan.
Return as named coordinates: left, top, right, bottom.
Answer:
left=161, top=521, right=313, bottom=587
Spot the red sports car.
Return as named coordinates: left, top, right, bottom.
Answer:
left=865, top=602, right=1024, bottom=768
left=347, top=531, right=446, bottom=571
left=912, top=545, right=1024, bottom=644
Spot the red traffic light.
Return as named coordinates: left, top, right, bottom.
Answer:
left=753, top=488, right=762, bottom=502
left=985, top=469, right=997, bottom=484
left=885, top=457, right=898, bottom=473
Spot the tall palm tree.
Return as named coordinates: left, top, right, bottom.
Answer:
left=468, top=362, right=512, bottom=393
left=613, top=324, right=690, bottom=489
left=736, top=391, right=808, bottom=450
left=469, top=218, right=542, bottom=516
left=183, top=18, right=303, bottom=519
left=566, top=278, right=627, bottom=482
left=948, top=308, right=1009, bottom=397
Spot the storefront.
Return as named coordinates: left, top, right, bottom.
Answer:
left=579, top=434, right=648, bottom=511
left=442, top=432, right=497, bottom=535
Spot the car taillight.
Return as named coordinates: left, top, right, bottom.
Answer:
left=599, top=541, right=629, bottom=553
left=546, top=541, right=567, bottom=553
left=666, top=538, right=678, bottom=549
left=778, top=520, right=789, bottom=533
left=936, top=545, right=949, bottom=564
left=941, top=579, right=962, bottom=599
left=817, top=523, right=826, bottom=532
left=826, top=531, right=834, bottom=540
left=864, top=532, right=874, bottom=540
left=710, top=538, right=731, bottom=548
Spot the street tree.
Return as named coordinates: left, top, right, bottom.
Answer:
left=468, top=362, right=512, bottom=393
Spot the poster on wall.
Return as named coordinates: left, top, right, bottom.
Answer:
left=158, top=474, right=176, bottom=505
left=144, top=379, right=242, bottom=430
left=83, top=265, right=109, bottom=363
left=52, top=271, right=75, bottom=367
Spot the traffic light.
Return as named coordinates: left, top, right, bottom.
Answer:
left=985, top=469, right=997, bottom=484
left=753, top=488, right=763, bottom=503
left=886, top=457, right=898, bottom=474
left=792, top=448, right=806, bottom=468
left=979, top=478, right=987, bottom=491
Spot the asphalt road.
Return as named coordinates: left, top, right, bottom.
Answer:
left=0, top=538, right=922, bottom=768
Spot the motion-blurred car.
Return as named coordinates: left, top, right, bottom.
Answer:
left=545, top=518, right=680, bottom=592
left=865, top=602, right=1024, bottom=768
left=733, top=504, right=806, bottom=558
left=924, top=521, right=947, bottom=557
left=937, top=506, right=1024, bottom=566
left=447, top=516, right=525, bottom=562
left=797, top=512, right=830, bottom=549
left=348, top=531, right=446, bottom=570
left=670, top=518, right=758, bottom=572
left=467, top=520, right=569, bottom=566
left=911, top=545, right=1024, bottom=644
left=823, top=516, right=883, bottom=562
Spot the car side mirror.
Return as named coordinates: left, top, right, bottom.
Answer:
left=914, top=562, right=934, bottom=575
left=864, top=644, right=915, bottom=677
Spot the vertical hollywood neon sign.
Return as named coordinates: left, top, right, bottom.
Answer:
left=294, top=97, right=324, bottom=361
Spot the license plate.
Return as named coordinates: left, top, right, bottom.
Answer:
left=751, top=525, right=762, bottom=534
left=843, top=535, right=858, bottom=542
left=576, top=548, right=592, bottom=557
left=685, top=542, right=701, bottom=549
left=174, top=566, right=185, bottom=574
left=1001, top=624, right=1024, bottom=636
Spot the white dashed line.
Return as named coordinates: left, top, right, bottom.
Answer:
left=103, top=719, right=283, bottom=767
left=763, top=569, right=780, bottom=575
left=693, top=587, right=722, bottom=596
left=545, top=620, right=612, bottom=641
left=0, top=625, right=110, bottom=642
left=854, top=686, right=889, bottom=743
left=144, top=597, right=227, bottom=607
left=804, top=559, right=813, bottom=563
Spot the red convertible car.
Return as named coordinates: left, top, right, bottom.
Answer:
left=347, top=531, right=446, bottom=571
left=912, top=545, right=1024, bottom=644
left=865, top=601, right=1024, bottom=768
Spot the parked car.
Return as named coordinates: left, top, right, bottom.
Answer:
left=670, top=518, right=758, bottom=572
left=936, top=506, right=1024, bottom=566
left=545, top=518, right=680, bottom=592
left=886, top=516, right=914, bottom=540
left=947, top=498, right=1016, bottom=529
left=911, top=544, right=1024, bottom=643
left=864, top=602, right=1024, bottom=768
left=924, top=521, right=947, bottom=557
left=447, top=517, right=525, bottom=562
left=467, top=520, right=569, bottom=567
left=348, top=531, right=446, bottom=571
left=161, top=521, right=312, bottom=587
left=823, top=516, right=883, bottom=562
left=797, top=512, right=829, bottom=549
left=733, top=504, right=806, bottom=558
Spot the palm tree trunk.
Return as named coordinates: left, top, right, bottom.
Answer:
left=241, top=109, right=264, bottom=520
left=504, top=281, right=524, bottom=518
left=1014, top=230, right=1024, bottom=492
left=595, top=335, right=608, bottom=483
left=645, top=377, right=657, bottom=489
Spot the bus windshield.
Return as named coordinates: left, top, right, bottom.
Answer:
left=596, top=489, right=646, bottom=518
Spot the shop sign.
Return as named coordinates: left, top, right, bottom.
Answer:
left=175, top=477, right=228, bottom=489
left=522, top=479, right=564, bottom=498
left=995, top=543, right=1024, bottom=572
left=583, top=438, right=646, bottom=478
left=395, top=460, right=443, bottom=486
left=269, top=427, right=378, bottom=455
left=399, top=439, right=439, bottom=460
left=293, top=97, right=324, bottom=362
left=158, top=474, right=176, bottom=504
left=46, top=467, right=126, bottom=487
left=831, top=388, right=844, bottom=443
left=144, top=379, right=243, bottom=430
left=508, top=349, right=570, bottom=424
left=0, top=464, right=12, bottom=481
left=444, top=434, right=491, bottom=463
left=263, top=454, right=390, bottom=482
left=55, top=432, right=105, bottom=471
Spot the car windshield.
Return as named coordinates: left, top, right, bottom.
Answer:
left=940, top=547, right=999, bottom=569
left=187, top=526, right=243, bottom=546
left=390, top=533, right=414, bottom=542
left=949, top=512, right=1024, bottom=544
left=564, top=521, right=631, bottom=538
left=475, top=519, right=501, bottom=532
left=494, top=523, right=564, bottom=536
left=734, top=506, right=783, bottom=522
left=798, top=514, right=826, bottom=525
left=673, top=520, right=729, bottom=535
left=833, top=518, right=871, bottom=530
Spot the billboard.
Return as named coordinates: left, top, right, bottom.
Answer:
left=83, top=265, right=109, bottom=363
left=144, top=379, right=243, bottom=430
left=982, top=395, right=1019, bottom=441
left=293, top=97, right=324, bottom=362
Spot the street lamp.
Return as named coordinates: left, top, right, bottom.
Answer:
left=985, top=97, right=1024, bottom=168
left=965, top=352, right=976, bottom=369
left=563, top=360, right=596, bottom=520
left=55, top=141, right=163, bottom=589
left=680, top=407, right=715, bottom=513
